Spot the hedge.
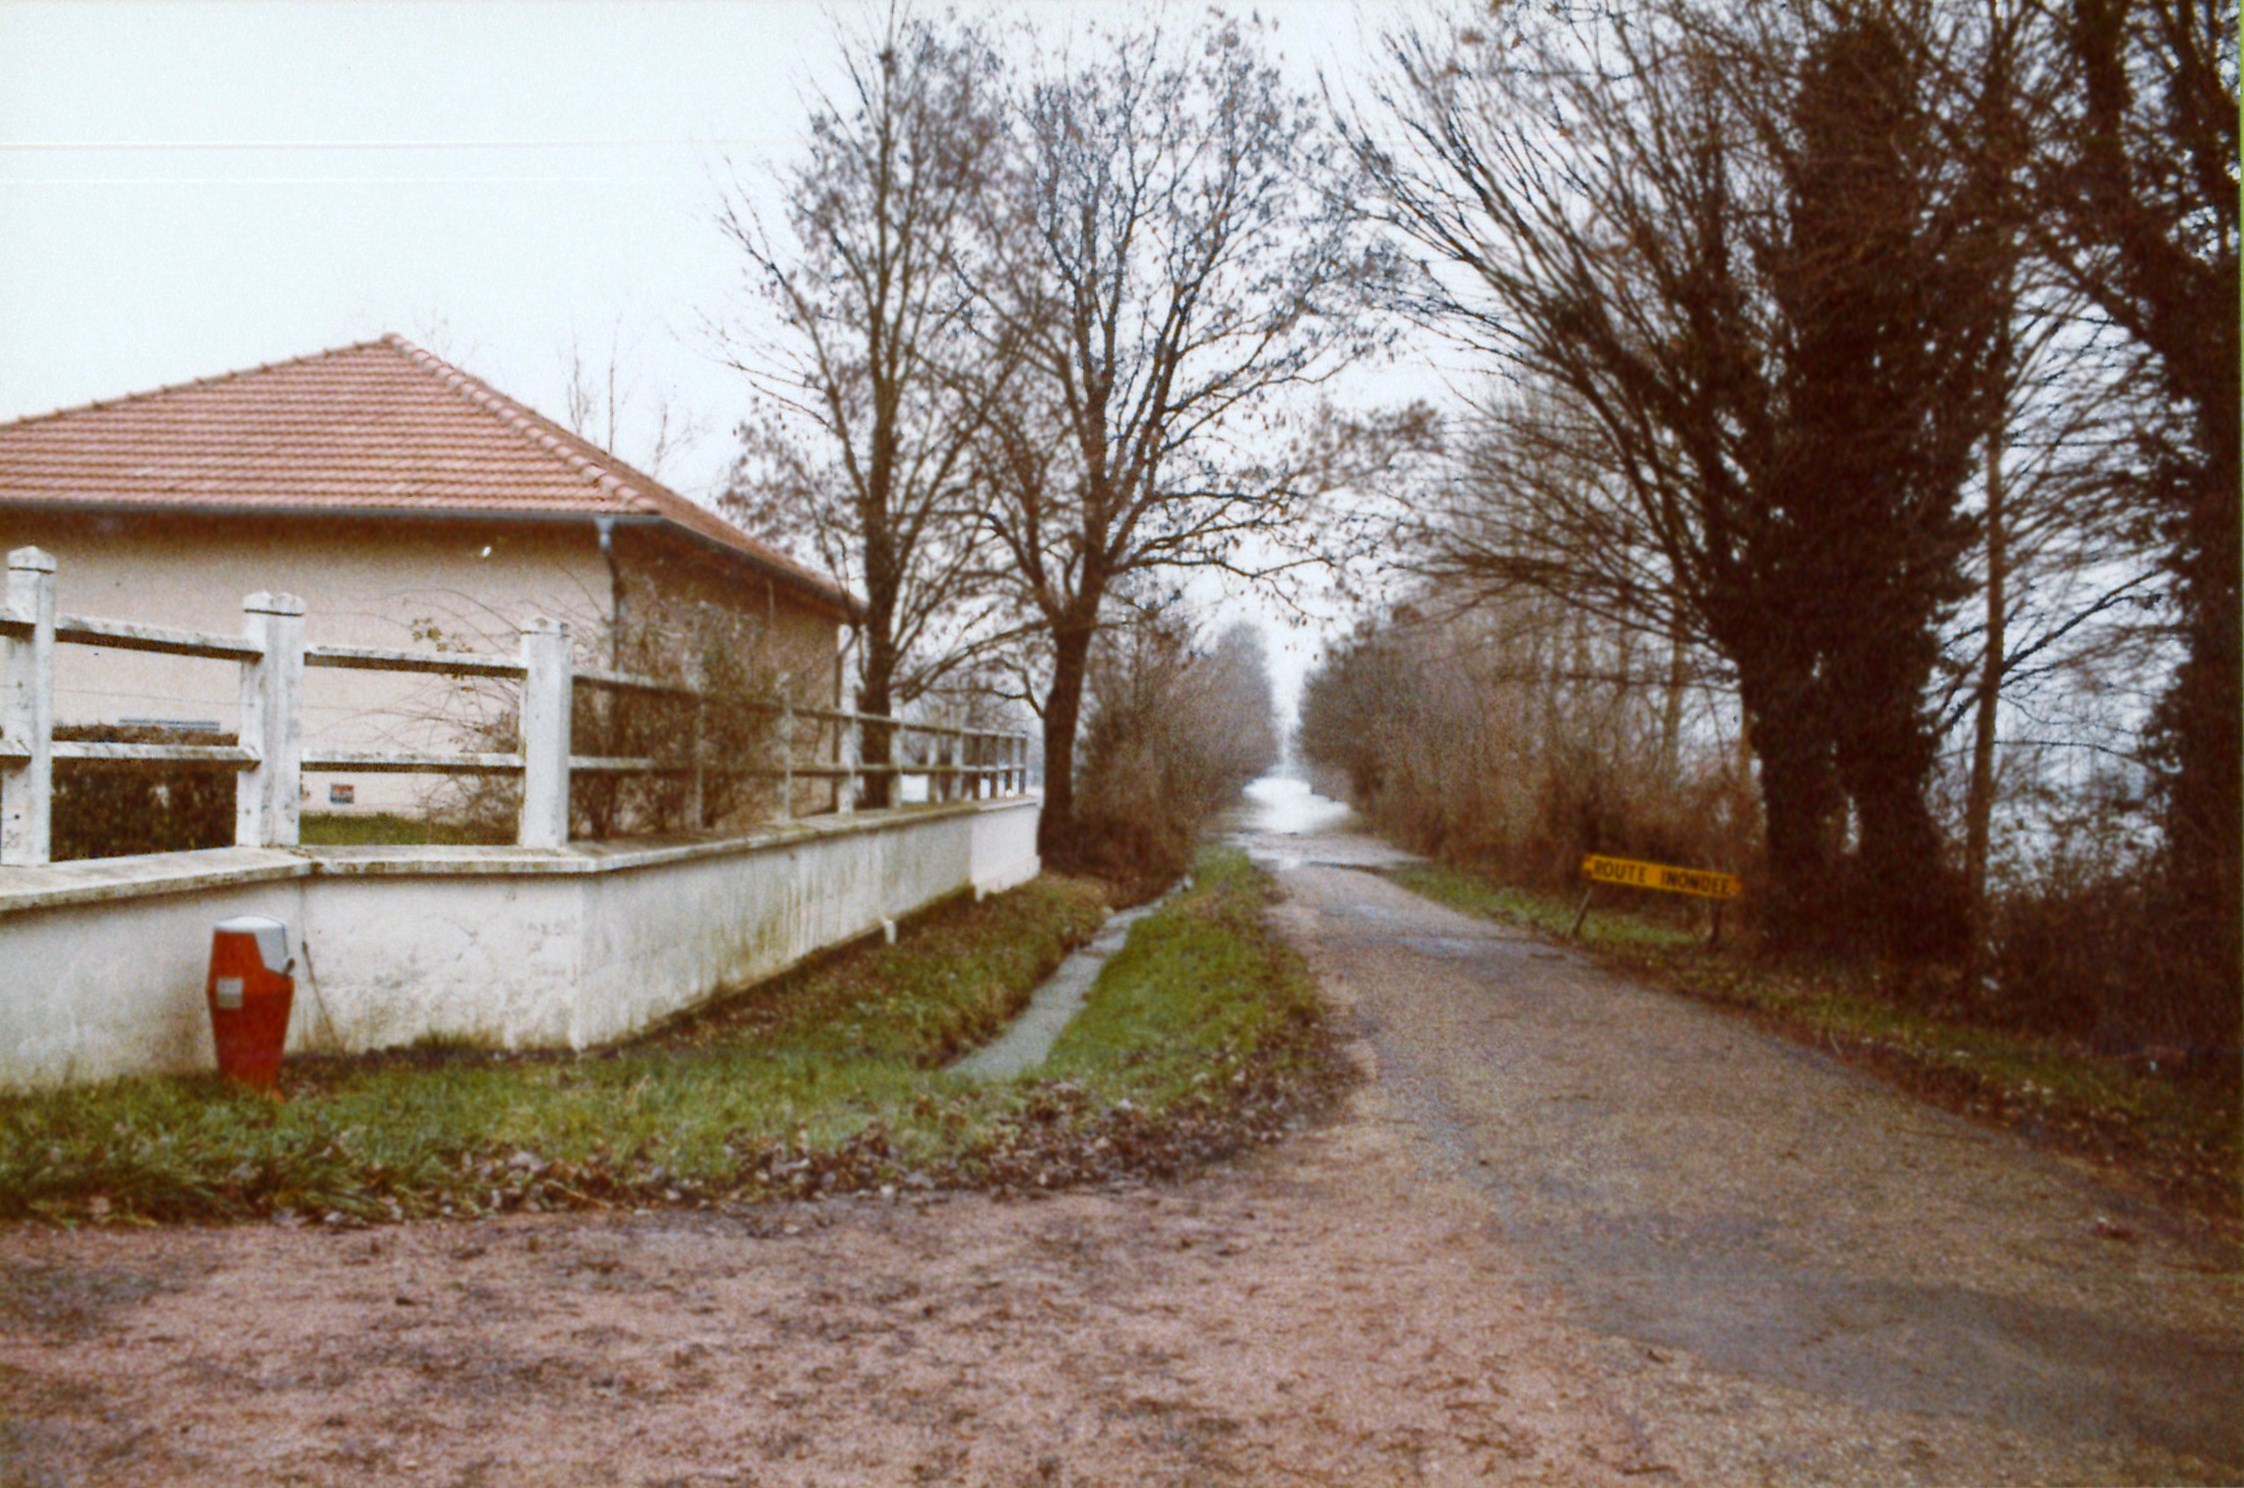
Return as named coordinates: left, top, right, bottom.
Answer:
left=50, top=725, right=236, bottom=861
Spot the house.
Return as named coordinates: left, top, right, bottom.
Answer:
left=0, top=334, right=853, bottom=815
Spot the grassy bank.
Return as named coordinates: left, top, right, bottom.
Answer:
left=993, top=847, right=1348, bottom=1185
left=1, top=849, right=1340, bottom=1226
left=1388, top=862, right=2240, bottom=1223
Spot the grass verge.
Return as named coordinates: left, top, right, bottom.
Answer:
left=1388, top=862, right=2240, bottom=1225
left=971, top=846, right=1350, bottom=1188
left=1, top=848, right=1342, bottom=1227
left=299, top=812, right=512, bottom=847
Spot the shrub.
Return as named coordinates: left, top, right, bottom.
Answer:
left=425, top=589, right=789, bottom=843
left=50, top=724, right=235, bottom=861
left=1990, top=873, right=2240, bottom=1061
left=568, top=599, right=787, bottom=838
left=1067, top=619, right=1278, bottom=889
left=1301, top=600, right=1753, bottom=902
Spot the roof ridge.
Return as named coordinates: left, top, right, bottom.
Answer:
left=380, top=336, right=652, bottom=511
left=0, top=338, right=397, bottom=432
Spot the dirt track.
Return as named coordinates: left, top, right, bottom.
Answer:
left=0, top=1074, right=1646, bottom=1486
left=3, top=821, right=2239, bottom=1485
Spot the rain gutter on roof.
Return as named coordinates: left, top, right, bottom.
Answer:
left=572, top=512, right=862, bottom=624
left=0, top=497, right=864, bottom=621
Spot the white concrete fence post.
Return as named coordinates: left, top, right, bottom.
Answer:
left=235, top=591, right=305, bottom=849
left=519, top=619, right=572, bottom=849
left=684, top=690, right=706, bottom=833
left=1, top=546, right=57, bottom=866
left=776, top=674, right=794, bottom=822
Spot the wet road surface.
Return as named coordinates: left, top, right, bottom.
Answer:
left=1239, top=806, right=2243, bottom=1483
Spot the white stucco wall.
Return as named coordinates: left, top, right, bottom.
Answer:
left=0, top=796, right=1041, bottom=1090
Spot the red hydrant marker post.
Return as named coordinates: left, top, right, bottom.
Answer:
left=206, top=916, right=295, bottom=1090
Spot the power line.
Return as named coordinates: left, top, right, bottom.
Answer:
left=0, top=176, right=698, bottom=186
left=0, top=137, right=781, bottom=152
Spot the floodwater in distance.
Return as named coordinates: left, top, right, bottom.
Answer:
left=1240, top=774, right=1354, bottom=836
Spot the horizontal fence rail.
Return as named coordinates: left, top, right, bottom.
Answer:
left=304, top=642, right=528, bottom=679
left=0, top=545, right=1036, bottom=866
left=55, top=615, right=261, bottom=662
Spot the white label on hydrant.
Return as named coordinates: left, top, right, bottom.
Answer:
left=214, top=976, right=244, bottom=1010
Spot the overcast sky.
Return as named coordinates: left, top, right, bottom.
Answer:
left=0, top=0, right=1448, bottom=724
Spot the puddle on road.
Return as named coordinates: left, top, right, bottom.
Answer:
left=1226, top=774, right=1422, bottom=874
left=1239, top=775, right=1355, bottom=836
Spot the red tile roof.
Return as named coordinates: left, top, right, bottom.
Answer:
left=0, top=335, right=855, bottom=615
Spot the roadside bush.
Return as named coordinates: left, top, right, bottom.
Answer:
left=1967, top=769, right=2238, bottom=1061
left=1988, top=874, right=2143, bottom=1039
left=1302, top=599, right=1752, bottom=900
left=1990, top=874, right=2240, bottom=1062
left=1067, top=618, right=1279, bottom=890
left=50, top=725, right=235, bottom=861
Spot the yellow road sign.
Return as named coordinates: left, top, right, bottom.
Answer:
left=1579, top=853, right=1741, bottom=900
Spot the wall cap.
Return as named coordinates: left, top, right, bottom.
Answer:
left=0, top=796, right=1043, bottom=913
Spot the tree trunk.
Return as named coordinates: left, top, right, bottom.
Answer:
left=1739, top=683, right=1845, bottom=953
left=2154, top=437, right=2242, bottom=1041
left=1037, top=620, right=1096, bottom=860
left=1658, top=625, right=1687, bottom=786
left=1963, top=424, right=2005, bottom=987
left=1828, top=604, right=1970, bottom=962
left=856, top=613, right=898, bottom=810
left=1848, top=754, right=1964, bottom=960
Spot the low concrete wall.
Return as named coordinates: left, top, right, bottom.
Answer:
left=0, top=797, right=1041, bottom=1090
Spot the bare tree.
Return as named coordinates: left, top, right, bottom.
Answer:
left=1073, top=610, right=1281, bottom=883
left=2028, top=0, right=2239, bottom=1004
left=718, top=6, right=1017, bottom=803
left=1350, top=1, right=2011, bottom=956
left=556, top=326, right=714, bottom=688
left=1300, top=593, right=1749, bottom=885
left=561, top=326, right=706, bottom=482
left=972, top=14, right=1406, bottom=859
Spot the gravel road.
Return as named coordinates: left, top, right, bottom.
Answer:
left=1244, top=818, right=2243, bottom=1484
